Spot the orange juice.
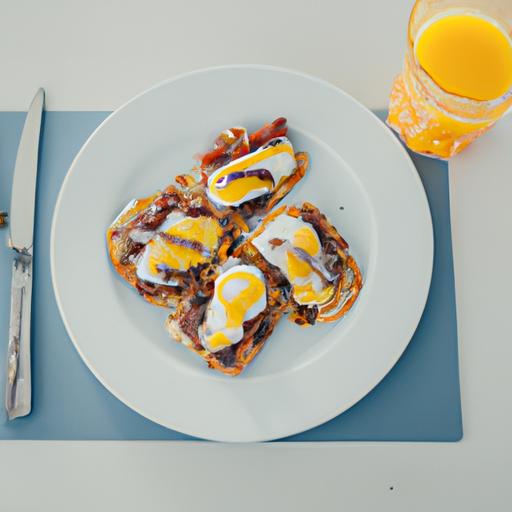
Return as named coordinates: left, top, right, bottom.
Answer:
left=387, top=1, right=512, bottom=158
left=415, top=14, right=512, bottom=101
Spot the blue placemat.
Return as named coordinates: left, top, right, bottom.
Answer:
left=0, top=111, right=462, bottom=441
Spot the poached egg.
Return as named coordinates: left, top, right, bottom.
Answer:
left=136, top=212, right=223, bottom=286
left=206, top=137, right=296, bottom=207
left=252, top=213, right=335, bottom=305
left=200, top=264, right=267, bottom=353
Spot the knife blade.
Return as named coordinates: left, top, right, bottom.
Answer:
left=5, top=88, right=45, bottom=419
left=9, top=89, right=45, bottom=251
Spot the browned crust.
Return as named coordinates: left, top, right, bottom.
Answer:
left=208, top=306, right=283, bottom=375
left=317, top=255, right=362, bottom=322
left=289, top=202, right=362, bottom=323
left=166, top=284, right=287, bottom=376
left=234, top=202, right=363, bottom=326
left=264, top=152, right=309, bottom=213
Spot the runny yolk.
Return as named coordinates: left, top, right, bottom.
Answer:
left=217, top=272, right=266, bottom=328
left=415, top=14, right=512, bottom=101
left=215, top=176, right=274, bottom=204
left=206, top=332, right=232, bottom=351
left=286, top=225, right=334, bottom=305
left=292, top=226, right=320, bottom=256
left=148, top=216, right=222, bottom=273
left=286, top=253, right=335, bottom=304
left=165, top=216, right=222, bottom=250
left=294, top=282, right=335, bottom=305
left=148, top=239, right=204, bottom=273
left=287, top=251, right=313, bottom=280
left=209, top=142, right=295, bottom=204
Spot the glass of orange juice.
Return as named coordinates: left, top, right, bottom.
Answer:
left=387, top=0, right=512, bottom=158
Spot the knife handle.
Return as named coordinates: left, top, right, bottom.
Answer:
left=5, top=253, right=32, bottom=419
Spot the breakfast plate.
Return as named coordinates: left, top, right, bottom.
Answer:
left=51, top=65, right=433, bottom=442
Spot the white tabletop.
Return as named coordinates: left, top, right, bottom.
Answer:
left=1, top=1, right=511, bottom=510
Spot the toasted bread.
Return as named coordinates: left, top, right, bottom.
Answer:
left=234, top=203, right=363, bottom=326
left=175, top=118, right=309, bottom=219
left=106, top=185, right=241, bottom=307
left=165, top=257, right=289, bottom=376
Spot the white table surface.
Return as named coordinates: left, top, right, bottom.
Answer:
left=1, top=1, right=511, bottom=510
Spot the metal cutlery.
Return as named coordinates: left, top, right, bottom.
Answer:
left=5, top=88, right=45, bottom=420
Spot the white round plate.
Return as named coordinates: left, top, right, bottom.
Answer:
left=51, top=65, right=433, bottom=442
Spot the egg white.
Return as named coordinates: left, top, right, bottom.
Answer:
left=201, top=264, right=267, bottom=353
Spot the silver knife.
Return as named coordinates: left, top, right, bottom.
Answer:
left=5, top=88, right=45, bottom=420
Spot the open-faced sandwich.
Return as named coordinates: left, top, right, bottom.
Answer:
left=176, top=118, right=309, bottom=220
left=106, top=117, right=362, bottom=375
left=106, top=185, right=242, bottom=307
left=165, top=257, right=289, bottom=376
left=234, top=202, right=362, bottom=326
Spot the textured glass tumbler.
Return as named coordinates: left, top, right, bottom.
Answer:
left=387, top=0, right=512, bottom=159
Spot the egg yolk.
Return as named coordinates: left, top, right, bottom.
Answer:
left=148, top=216, right=222, bottom=274
left=292, top=226, right=320, bottom=256
left=216, top=175, right=274, bottom=203
left=166, top=216, right=222, bottom=250
left=148, top=239, right=203, bottom=273
left=294, top=282, right=334, bottom=305
left=285, top=225, right=334, bottom=305
left=206, top=332, right=232, bottom=351
left=287, top=251, right=313, bottom=279
left=217, top=271, right=266, bottom=328
left=286, top=251, right=334, bottom=304
left=209, top=142, right=294, bottom=204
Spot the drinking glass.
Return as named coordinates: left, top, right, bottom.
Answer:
left=387, top=0, right=512, bottom=158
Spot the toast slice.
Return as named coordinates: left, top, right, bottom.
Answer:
left=165, top=257, right=289, bottom=376
left=175, top=118, right=309, bottom=220
left=234, top=203, right=363, bottom=326
left=106, top=185, right=242, bottom=307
